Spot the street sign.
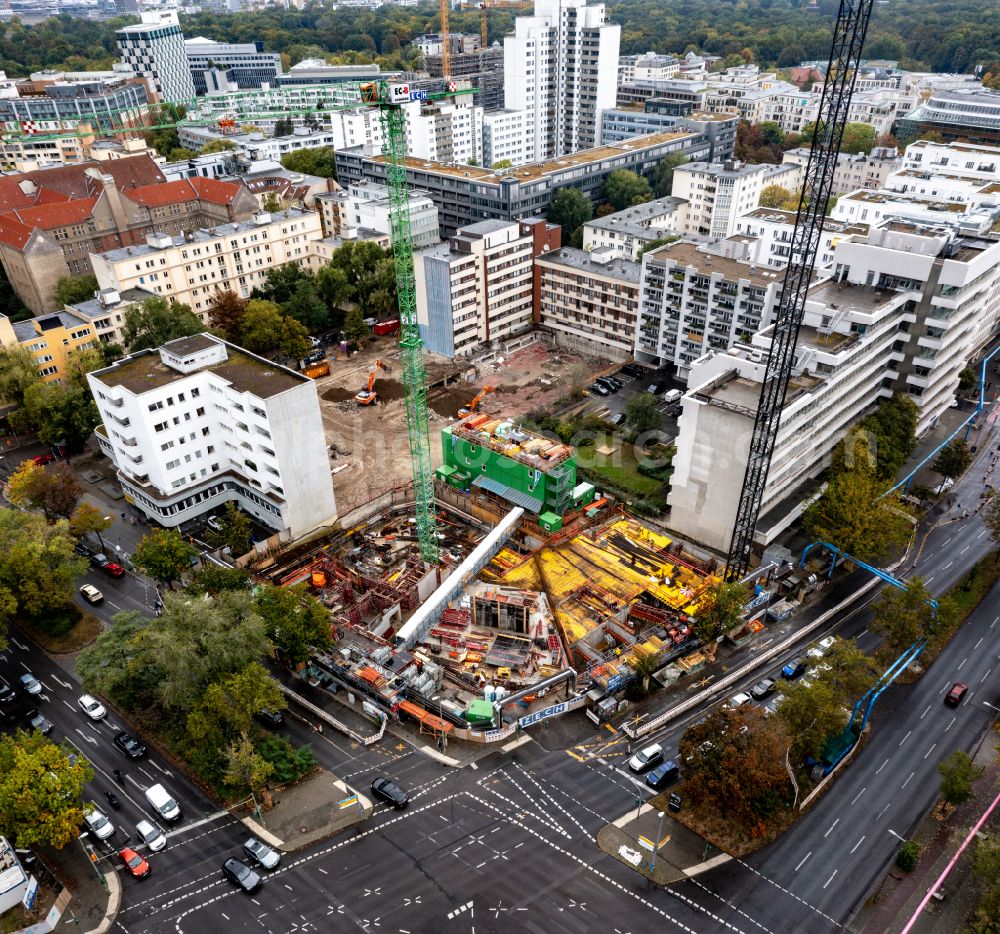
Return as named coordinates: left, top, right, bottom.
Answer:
left=618, top=845, right=642, bottom=866
left=22, top=875, right=38, bottom=910
left=637, top=836, right=654, bottom=852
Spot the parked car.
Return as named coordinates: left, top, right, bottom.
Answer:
left=647, top=383, right=662, bottom=395
left=113, top=731, right=146, bottom=760
left=243, top=837, right=281, bottom=870
left=645, top=760, right=680, bottom=791
left=371, top=777, right=409, bottom=809
left=26, top=708, right=52, bottom=734
left=32, top=453, right=55, bottom=466
left=620, top=364, right=644, bottom=378
left=255, top=708, right=284, bottom=729
left=589, top=382, right=610, bottom=397
left=80, top=584, right=104, bottom=604
left=627, top=743, right=664, bottom=773
left=135, top=820, right=166, bottom=852
left=728, top=692, right=752, bottom=708
left=781, top=658, right=807, bottom=680
left=84, top=807, right=115, bottom=841
left=221, top=858, right=261, bottom=894
left=609, top=412, right=626, bottom=427
left=763, top=695, right=786, bottom=718
left=206, top=516, right=223, bottom=533
left=750, top=678, right=776, bottom=701
left=119, top=847, right=151, bottom=879
left=945, top=682, right=968, bottom=707
left=0, top=678, right=14, bottom=704
left=807, top=636, right=836, bottom=660
left=596, top=376, right=622, bottom=392
left=92, top=554, right=125, bottom=577
left=78, top=694, right=106, bottom=721
left=19, top=673, right=42, bottom=696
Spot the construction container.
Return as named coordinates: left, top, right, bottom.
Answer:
left=466, top=699, right=494, bottom=724
left=302, top=361, right=330, bottom=379
left=538, top=511, right=563, bottom=532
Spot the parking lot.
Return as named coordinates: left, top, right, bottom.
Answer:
left=586, top=363, right=687, bottom=440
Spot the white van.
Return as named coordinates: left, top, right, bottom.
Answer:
left=145, top=783, right=181, bottom=823
left=662, top=389, right=682, bottom=404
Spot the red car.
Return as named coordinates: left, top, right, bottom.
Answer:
left=945, top=682, right=968, bottom=707
left=119, top=848, right=150, bottom=879
left=32, top=453, right=55, bottom=466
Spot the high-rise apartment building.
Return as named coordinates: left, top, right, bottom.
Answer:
left=504, top=0, right=620, bottom=161
left=116, top=12, right=196, bottom=104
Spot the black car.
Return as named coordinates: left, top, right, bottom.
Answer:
left=589, top=382, right=610, bottom=397
left=255, top=708, right=284, bottom=729
left=113, top=731, right=146, bottom=759
left=750, top=678, right=776, bottom=700
left=603, top=376, right=624, bottom=390
left=26, top=708, right=52, bottom=735
left=619, top=364, right=644, bottom=378
left=595, top=377, right=620, bottom=393
left=221, top=858, right=262, bottom=894
left=0, top=679, right=14, bottom=704
left=371, top=777, right=408, bottom=809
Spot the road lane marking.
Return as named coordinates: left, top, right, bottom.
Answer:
left=62, top=700, right=75, bottom=711
left=823, top=870, right=838, bottom=890
left=992, top=616, right=999, bottom=630
left=946, top=716, right=957, bottom=732
left=958, top=657, right=968, bottom=670
left=982, top=668, right=992, bottom=684
left=10, top=638, right=26, bottom=650
left=925, top=576, right=935, bottom=584
left=877, top=803, right=891, bottom=820
left=940, top=682, right=952, bottom=694
left=50, top=674, right=72, bottom=689
left=901, top=771, right=915, bottom=789
left=899, top=730, right=911, bottom=747
left=976, top=638, right=985, bottom=650
left=920, top=705, right=932, bottom=719
left=924, top=743, right=937, bottom=760
left=824, top=818, right=839, bottom=838
left=850, top=788, right=866, bottom=806
left=794, top=852, right=812, bottom=871
left=876, top=758, right=890, bottom=774
left=850, top=835, right=866, bottom=854
left=961, top=546, right=970, bottom=554
left=164, top=811, right=229, bottom=839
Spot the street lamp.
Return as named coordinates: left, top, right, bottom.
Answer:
left=96, top=516, right=112, bottom=553
left=651, top=810, right=666, bottom=873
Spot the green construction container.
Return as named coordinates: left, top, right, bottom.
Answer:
left=466, top=699, right=495, bottom=725
left=538, top=511, right=563, bottom=532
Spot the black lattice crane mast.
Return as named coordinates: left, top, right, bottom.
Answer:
left=725, top=0, right=877, bottom=579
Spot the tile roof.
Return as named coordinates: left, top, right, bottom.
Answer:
left=12, top=197, right=99, bottom=230
left=125, top=176, right=242, bottom=207
left=0, top=214, right=33, bottom=249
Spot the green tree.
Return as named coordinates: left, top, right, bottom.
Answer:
left=262, top=191, right=284, bottom=213
left=6, top=460, right=81, bottom=521
left=278, top=315, right=313, bottom=360
left=322, top=241, right=396, bottom=316
left=603, top=169, right=653, bottom=211
left=273, top=116, right=294, bottom=137
left=759, top=184, right=793, bottom=208
left=650, top=151, right=687, bottom=197
left=15, top=377, right=100, bottom=452
left=638, top=235, right=680, bottom=257
left=206, top=289, right=247, bottom=341
left=623, top=391, right=661, bottom=434
left=871, top=577, right=937, bottom=654
left=223, top=731, right=274, bottom=801
left=692, top=579, right=750, bottom=644
left=280, top=146, right=337, bottom=179
left=0, top=731, right=93, bottom=849
left=239, top=299, right=285, bottom=355
left=254, top=583, right=333, bottom=666
left=316, top=263, right=353, bottom=311
left=841, top=122, right=877, bottom=154
left=492, top=158, right=513, bottom=169
left=187, top=662, right=285, bottom=741
left=0, top=345, right=41, bottom=409
left=283, top=279, right=330, bottom=333
left=53, top=274, right=98, bottom=307
left=343, top=307, right=370, bottom=344
left=817, top=638, right=876, bottom=705
left=122, top=296, right=202, bottom=352
left=258, top=262, right=312, bottom=305
left=855, top=393, right=919, bottom=481
left=958, top=366, right=977, bottom=393
left=759, top=121, right=786, bottom=147
left=200, top=139, right=236, bottom=155
left=931, top=439, right=973, bottom=492
left=896, top=840, right=920, bottom=871
left=131, top=529, right=198, bottom=589
left=776, top=679, right=848, bottom=760
left=208, top=502, right=253, bottom=556
left=984, top=494, right=1000, bottom=556
left=546, top=187, right=592, bottom=242
left=186, top=566, right=252, bottom=596
left=937, top=749, right=983, bottom=806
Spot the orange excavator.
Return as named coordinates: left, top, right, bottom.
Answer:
left=355, top=359, right=389, bottom=405
left=458, top=385, right=496, bottom=418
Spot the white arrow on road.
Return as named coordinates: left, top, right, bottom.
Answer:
left=149, top=760, right=173, bottom=777
left=50, top=674, right=72, bottom=689
left=10, top=638, right=27, bottom=651
left=37, top=693, right=49, bottom=703
left=138, top=767, right=155, bottom=781
left=75, top=729, right=98, bottom=747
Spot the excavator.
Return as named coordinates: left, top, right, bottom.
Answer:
left=355, top=359, right=390, bottom=406
left=458, top=385, right=496, bottom=418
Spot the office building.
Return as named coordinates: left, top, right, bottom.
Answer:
left=618, top=52, right=679, bottom=84
left=535, top=246, right=641, bottom=359
left=504, top=0, right=620, bottom=161
left=617, top=79, right=710, bottom=111
left=897, top=86, right=1000, bottom=147
left=116, top=12, right=196, bottom=104
left=88, top=333, right=337, bottom=537
left=184, top=38, right=283, bottom=94
left=90, top=208, right=323, bottom=319
left=600, top=109, right=737, bottom=160
left=581, top=196, right=684, bottom=260
left=317, top=182, right=440, bottom=247
left=273, top=60, right=388, bottom=88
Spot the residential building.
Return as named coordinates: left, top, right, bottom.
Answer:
left=273, top=60, right=389, bottom=88
left=115, top=12, right=197, bottom=104
left=481, top=110, right=533, bottom=168
left=336, top=129, right=717, bottom=237
left=897, top=139, right=1000, bottom=184
left=635, top=239, right=785, bottom=379
left=535, top=246, right=640, bottom=359
left=178, top=121, right=385, bottom=161
left=581, top=196, right=685, bottom=260
left=732, top=208, right=869, bottom=270
left=184, top=38, right=283, bottom=93
left=617, top=79, right=710, bottom=111
left=897, top=86, right=1000, bottom=147
left=600, top=109, right=738, bottom=161
left=90, top=208, right=324, bottom=318
left=64, top=285, right=158, bottom=348
left=504, top=0, right=620, bottom=161
left=317, top=182, right=439, bottom=247
left=830, top=185, right=999, bottom=234
left=0, top=311, right=96, bottom=383
left=758, top=86, right=820, bottom=135
left=88, top=333, right=337, bottom=537
left=405, top=94, right=483, bottom=165
left=618, top=52, right=679, bottom=84
left=414, top=219, right=537, bottom=357
left=782, top=146, right=902, bottom=196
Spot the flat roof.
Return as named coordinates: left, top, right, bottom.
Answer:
left=536, top=246, right=642, bottom=284
left=585, top=195, right=685, bottom=233
left=807, top=279, right=911, bottom=318
left=646, top=239, right=785, bottom=287
left=91, top=338, right=307, bottom=398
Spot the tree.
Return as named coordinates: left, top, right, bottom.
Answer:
left=492, top=159, right=513, bottom=169
left=322, top=241, right=396, bottom=316
left=68, top=502, right=112, bottom=541
left=841, top=122, right=877, bottom=154
left=131, top=529, right=197, bottom=588
left=188, top=662, right=285, bottom=741
left=603, top=169, right=653, bottom=211
left=316, top=264, right=352, bottom=311
left=262, top=191, right=284, bottom=213
left=959, top=366, right=977, bottom=393
left=206, top=289, right=247, bottom=341
left=122, top=296, right=202, bottom=352
left=691, top=580, right=750, bottom=644
left=223, top=731, right=274, bottom=801
left=274, top=116, right=294, bottom=137
left=759, top=184, right=793, bottom=208
left=280, top=147, right=337, bottom=179
left=53, top=274, right=98, bottom=307
left=984, top=495, right=1000, bottom=556
left=254, top=583, right=333, bottom=666
left=0, top=731, right=92, bottom=849
left=278, top=315, right=312, bottom=360
left=259, top=262, right=312, bottom=305
left=239, top=299, right=285, bottom=355
left=15, top=377, right=100, bottom=452
left=6, top=460, right=81, bottom=521
left=623, top=392, right=661, bottom=434
left=0, top=345, right=41, bottom=410
left=896, top=840, right=920, bottom=872
left=283, top=279, right=330, bottom=334
left=650, top=152, right=687, bottom=197
left=638, top=235, right=680, bottom=257
left=776, top=679, right=848, bottom=760
left=871, top=577, right=937, bottom=654
left=817, top=638, right=876, bottom=706
left=186, top=565, right=251, bottom=596
left=208, top=502, right=253, bottom=556
left=938, top=750, right=982, bottom=806
left=678, top=705, right=791, bottom=828
left=759, top=121, right=786, bottom=147
left=931, top=439, right=973, bottom=492
left=546, top=187, right=592, bottom=242
left=200, top=139, right=236, bottom=155
left=803, top=435, right=913, bottom=564
left=855, top=393, right=919, bottom=481
left=343, top=307, right=370, bottom=344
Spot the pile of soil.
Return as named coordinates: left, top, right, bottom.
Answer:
left=322, top=379, right=407, bottom=404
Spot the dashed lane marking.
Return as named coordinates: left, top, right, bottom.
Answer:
left=733, top=858, right=843, bottom=929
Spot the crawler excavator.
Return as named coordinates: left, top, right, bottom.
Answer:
left=457, top=385, right=496, bottom=419
left=355, top=359, right=390, bottom=406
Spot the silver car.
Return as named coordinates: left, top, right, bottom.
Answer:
left=135, top=820, right=166, bottom=852
left=243, top=837, right=280, bottom=870
left=84, top=807, right=115, bottom=841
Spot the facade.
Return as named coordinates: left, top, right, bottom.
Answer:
left=273, top=61, right=388, bottom=88
left=600, top=109, right=737, bottom=161
left=65, top=286, right=158, bottom=348
left=421, top=42, right=504, bottom=111
left=90, top=208, right=324, bottom=319
left=88, top=333, right=336, bottom=537
left=617, top=79, right=710, bottom=111
left=481, top=110, right=532, bottom=168
left=732, top=208, right=869, bottom=270
left=618, top=52, right=679, bottom=84
left=414, top=219, right=536, bottom=357
left=0, top=311, right=96, bottom=382
left=830, top=185, right=999, bottom=234
left=336, top=129, right=716, bottom=237
left=899, top=139, right=1000, bottom=182
left=116, top=12, right=197, bottom=104
left=635, top=239, right=785, bottom=379
left=504, top=0, right=620, bottom=161
left=535, top=247, right=641, bottom=359
left=897, top=87, right=1000, bottom=147
left=184, top=38, right=283, bottom=94
left=581, top=195, right=684, bottom=260
left=782, top=146, right=902, bottom=196
left=317, top=182, right=439, bottom=247
left=405, top=95, right=483, bottom=165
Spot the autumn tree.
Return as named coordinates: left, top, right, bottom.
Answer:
left=776, top=679, right=849, bottom=760
left=206, top=289, right=247, bottom=341
left=932, top=439, right=973, bottom=492
left=6, top=460, right=81, bottom=521
left=187, top=662, right=285, bottom=742
left=691, top=579, right=750, bottom=644
left=123, top=296, right=202, bottom=352
left=131, top=528, right=198, bottom=588
left=759, top=184, right=793, bottom=208
left=254, top=582, right=334, bottom=665
left=603, top=169, right=653, bottom=211
left=68, top=502, right=112, bottom=541
left=224, top=732, right=274, bottom=805
left=870, top=577, right=937, bottom=654
left=984, top=495, right=1000, bottom=557
left=938, top=750, right=982, bottom=806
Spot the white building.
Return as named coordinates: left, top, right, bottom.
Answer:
left=88, top=333, right=336, bottom=538
left=414, top=219, right=535, bottom=357
left=618, top=52, right=679, bottom=84
left=405, top=95, right=483, bottom=166
left=830, top=186, right=999, bottom=234
left=782, top=146, right=902, bottom=196
left=899, top=139, right=1000, bottom=183
left=184, top=38, right=283, bottom=93
left=90, top=209, right=324, bottom=319
left=733, top=208, right=869, bottom=270
left=581, top=196, right=685, bottom=260
left=504, top=0, right=620, bottom=161
left=482, top=109, right=532, bottom=168
left=116, top=12, right=196, bottom=104
left=321, top=182, right=440, bottom=248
